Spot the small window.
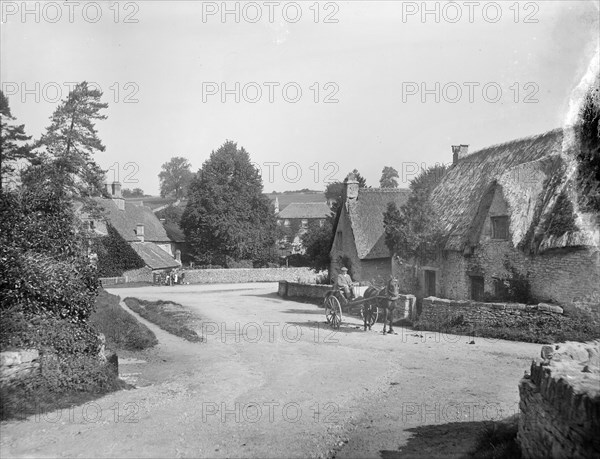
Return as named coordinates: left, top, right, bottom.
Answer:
left=319, top=219, right=324, bottom=227
left=336, top=231, right=343, bottom=249
left=301, top=219, right=308, bottom=228
left=491, top=216, right=509, bottom=240
left=284, top=219, right=290, bottom=227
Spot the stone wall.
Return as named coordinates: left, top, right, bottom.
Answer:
left=123, top=266, right=154, bottom=283
left=0, top=349, right=40, bottom=386
left=418, top=296, right=564, bottom=328
left=282, top=282, right=333, bottom=300
left=183, top=267, right=316, bottom=285
left=517, top=340, right=600, bottom=458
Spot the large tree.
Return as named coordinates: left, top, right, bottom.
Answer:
left=158, top=156, right=193, bottom=199
left=301, top=219, right=334, bottom=272
left=380, top=166, right=399, bottom=188
left=181, top=141, right=277, bottom=264
left=383, top=165, right=447, bottom=262
left=22, top=82, right=108, bottom=198
left=0, top=91, right=32, bottom=188
left=576, top=83, right=600, bottom=212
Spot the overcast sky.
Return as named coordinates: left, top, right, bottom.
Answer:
left=1, top=1, right=599, bottom=195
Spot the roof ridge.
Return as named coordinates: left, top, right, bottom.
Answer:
left=359, top=188, right=410, bottom=193
left=457, top=127, right=562, bottom=163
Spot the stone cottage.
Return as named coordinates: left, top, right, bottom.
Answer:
left=330, top=173, right=410, bottom=283
left=276, top=201, right=332, bottom=255
left=392, top=128, right=600, bottom=315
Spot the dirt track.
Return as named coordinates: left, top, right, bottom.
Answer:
left=0, top=283, right=541, bottom=458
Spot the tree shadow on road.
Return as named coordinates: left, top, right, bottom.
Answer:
left=380, top=417, right=520, bottom=459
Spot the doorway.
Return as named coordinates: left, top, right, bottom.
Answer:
left=424, top=270, right=436, bottom=297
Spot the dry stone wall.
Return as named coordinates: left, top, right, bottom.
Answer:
left=183, top=267, right=316, bottom=285
left=0, top=349, right=40, bottom=386
left=518, top=340, right=600, bottom=458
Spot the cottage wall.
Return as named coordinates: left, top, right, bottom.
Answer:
left=329, top=209, right=361, bottom=280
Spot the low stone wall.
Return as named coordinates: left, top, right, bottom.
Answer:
left=517, top=340, right=600, bottom=458
left=282, top=282, right=332, bottom=300
left=123, top=266, right=153, bottom=283
left=418, top=297, right=564, bottom=327
left=0, top=349, right=40, bottom=386
left=183, top=267, right=316, bottom=285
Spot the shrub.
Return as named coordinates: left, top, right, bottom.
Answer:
left=225, top=256, right=254, bottom=269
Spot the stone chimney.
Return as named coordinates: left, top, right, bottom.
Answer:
left=105, top=181, right=125, bottom=210
left=111, top=181, right=122, bottom=198
left=344, top=172, right=360, bottom=204
left=452, top=145, right=469, bottom=164
left=136, top=224, right=145, bottom=242
left=274, top=196, right=279, bottom=214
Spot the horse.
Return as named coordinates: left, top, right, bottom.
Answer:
left=362, top=277, right=400, bottom=334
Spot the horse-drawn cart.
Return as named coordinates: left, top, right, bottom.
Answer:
left=323, top=284, right=379, bottom=330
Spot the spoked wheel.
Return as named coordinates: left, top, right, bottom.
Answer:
left=324, top=295, right=342, bottom=329
left=361, top=304, right=379, bottom=327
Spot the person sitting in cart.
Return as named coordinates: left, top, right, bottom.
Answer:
left=336, top=267, right=356, bottom=301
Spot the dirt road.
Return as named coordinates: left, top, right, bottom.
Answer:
left=0, top=283, right=541, bottom=458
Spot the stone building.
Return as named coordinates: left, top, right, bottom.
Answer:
left=392, top=128, right=600, bottom=315
left=330, top=173, right=410, bottom=283
left=276, top=202, right=331, bottom=255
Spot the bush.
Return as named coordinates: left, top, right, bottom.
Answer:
left=225, top=256, right=254, bottom=269
left=89, top=289, right=158, bottom=351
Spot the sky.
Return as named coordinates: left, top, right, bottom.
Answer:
left=1, top=1, right=599, bottom=195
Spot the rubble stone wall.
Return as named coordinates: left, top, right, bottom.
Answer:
left=517, top=341, right=600, bottom=458
left=0, top=349, right=40, bottom=386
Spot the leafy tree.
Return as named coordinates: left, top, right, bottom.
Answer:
left=156, top=203, right=184, bottom=224
left=301, top=219, right=333, bottom=272
left=122, top=187, right=145, bottom=198
left=0, top=91, right=32, bottom=188
left=22, top=82, right=108, bottom=198
left=384, top=165, right=448, bottom=262
left=158, top=156, right=193, bottom=199
left=380, top=166, right=399, bottom=188
left=181, top=141, right=277, bottom=264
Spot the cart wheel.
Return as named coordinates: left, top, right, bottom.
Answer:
left=325, top=296, right=342, bottom=329
left=360, top=304, right=379, bottom=327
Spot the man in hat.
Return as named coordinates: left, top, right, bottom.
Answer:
left=335, top=267, right=355, bottom=301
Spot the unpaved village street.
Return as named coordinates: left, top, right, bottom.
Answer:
left=1, top=283, right=541, bottom=458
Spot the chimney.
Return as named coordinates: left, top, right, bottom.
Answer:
left=111, top=181, right=122, bottom=198
left=451, top=144, right=469, bottom=164
left=105, top=181, right=125, bottom=210
left=136, top=224, right=145, bottom=242
left=175, top=249, right=181, bottom=263
left=344, top=172, right=360, bottom=204
left=274, top=196, right=279, bottom=214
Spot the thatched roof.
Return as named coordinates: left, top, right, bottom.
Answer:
left=348, top=188, right=411, bottom=259
left=433, top=127, right=599, bottom=253
left=277, top=202, right=332, bottom=219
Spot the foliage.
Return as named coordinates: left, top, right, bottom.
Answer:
left=124, top=297, right=203, bottom=342
left=89, top=289, right=157, bottom=350
left=0, top=90, right=32, bottom=188
left=22, top=82, right=108, bottom=199
left=301, top=219, right=334, bottom=271
left=155, top=203, right=184, bottom=223
left=380, top=166, right=399, bottom=188
left=575, top=85, right=600, bottom=212
left=181, top=140, right=277, bottom=265
left=225, top=256, right=254, bottom=269
left=122, top=187, right=145, bottom=197
left=158, top=156, right=193, bottom=199
left=384, top=165, right=447, bottom=262
left=0, top=189, right=99, bottom=323
left=92, top=223, right=145, bottom=277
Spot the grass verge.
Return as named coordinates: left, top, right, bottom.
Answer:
left=123, top=297, right=203, bottom=342
left=90, top=289, right=158, bottom=351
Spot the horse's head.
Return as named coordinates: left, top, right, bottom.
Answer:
left=387, top=277, right=400, bottom=295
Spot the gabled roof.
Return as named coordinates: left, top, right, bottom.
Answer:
left=432, top=127, right=599, bottom=253
left=277, top=202, right=332, bottom=219
left=95, top=198, right=172, bottom=243
left=348, top=188, right=411, bottom=259
left=130, top=242, right=180, bottom=270
left=266, top=192, right=325, bottom=211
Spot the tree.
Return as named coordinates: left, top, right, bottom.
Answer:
left=22, top=82, right=108, bottom=198
left=302, top=220, right=333, bottom=272
left=158, top=156, right=193, bottom=199
left=122, top=187, right=145, bottom=198
left=576, top=83, right=600, bottom=212
left=180, top=141, right=277, bottom=264
left=380, top=166, right=399, bottom=188
left=383, top=165, right=448, bottom=262
left=0, top=90, right=32, bottom=188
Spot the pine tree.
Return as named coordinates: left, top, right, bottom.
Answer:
left=380, top=166, right=399, bottom=188
left=181, top=141, right=277, bottom=264
left=0, top=91, right=32, bottom=188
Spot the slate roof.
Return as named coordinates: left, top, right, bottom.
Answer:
left=95, top=198, right=172, bottom=243
left=432, top=127, right=599, bottom=253
left=348, top=188, right=411, bottom=259
left=277, top=202, right=332, bottom=219
left=130, top=242, right=180, bottom=270
left=266, top=192, right=326, bottom=211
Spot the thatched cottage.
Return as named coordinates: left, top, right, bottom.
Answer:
left=330, top=175, right=410, bottom=283
left=392, top=128, right=599, bottom=312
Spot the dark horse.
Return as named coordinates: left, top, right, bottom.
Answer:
left=362, top=277, right=400, bottom=334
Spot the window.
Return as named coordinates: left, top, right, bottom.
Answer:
left=471, top=276, right=485, bottom=301
left=284, top=219, right=290, bottom=227
left=491, top=216, right=509, bottom=240
left=319, top=219, right=324, bottom=227
left=301, top=219, right=308, bottom=228
left=336, top=231, right=343, bottom=249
